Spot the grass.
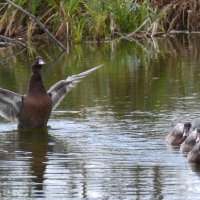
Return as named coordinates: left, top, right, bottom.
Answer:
left=1, top=0, right=198, bottom=42
left=0, top=0, right=157, bottom=42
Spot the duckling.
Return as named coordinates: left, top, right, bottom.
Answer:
left=166, top=122, right=192, bottom=145
left=180, top=129, right=200, bottom=153
left=187, top=133, right=200, bottom=163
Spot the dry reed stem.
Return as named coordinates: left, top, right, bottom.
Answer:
left=156, top=0, right=200, bottom=32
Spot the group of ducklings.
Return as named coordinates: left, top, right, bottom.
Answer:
left=166, top=121, right=200, bottom=163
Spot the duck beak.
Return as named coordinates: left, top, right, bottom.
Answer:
left=38, top=58, right=46, bottom=65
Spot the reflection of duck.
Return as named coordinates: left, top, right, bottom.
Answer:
left=0, top=57, right=102, bottom=128
left=166, top=122, right=192, bottom=145
left=18, top=128, right=53, bottom=191
left=180, top=129, right=200, bottom=153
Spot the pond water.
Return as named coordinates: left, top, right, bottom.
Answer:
left=0, top=35, right=200, bottom=199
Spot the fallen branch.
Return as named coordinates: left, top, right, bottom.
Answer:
left=0, top=35, right=27, bottom=48
left=120, top=18, right=151, bottom=40
left=6, top=0, right=67, bottom=51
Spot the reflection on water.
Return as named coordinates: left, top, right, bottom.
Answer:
left=18, top=129, right=52, bottom=192
left=0, top=128, right=52, bottom=197
left=1, top=34, right=200, bottom=199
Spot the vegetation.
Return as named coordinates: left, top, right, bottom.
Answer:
left=153, top=0, right=200, bottom=33
left=0, top=0, right=200, bottom=43
left=0, top=0, right=156, bottom=42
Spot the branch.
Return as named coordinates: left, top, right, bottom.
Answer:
left=0, top=35, right=27, bottom=48
left=120, top=18, right=150, bottom=40
left=6, top=0, right=67, bottom=51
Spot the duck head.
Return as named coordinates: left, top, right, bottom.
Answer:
left=183, top=122, right=192, bottom=137
left=32, top=56, right=46, bottom=73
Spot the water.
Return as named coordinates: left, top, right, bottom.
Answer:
left=1, top=34, right=200, bottom=199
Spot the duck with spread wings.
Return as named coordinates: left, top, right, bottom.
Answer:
left=0, top=57, right=102, bottom=129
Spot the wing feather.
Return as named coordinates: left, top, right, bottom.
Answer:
left=0, top=88, right=22, bottom=121
left=48, top=64, right=103, bottom=110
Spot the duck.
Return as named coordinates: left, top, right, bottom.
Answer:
left=0, top=56, right=102, bottom=129
left=166, top=122, right=192, bottom=145
left=187, top=142, right=200, bottom=163
left=180, top=128, right=200, bottom=153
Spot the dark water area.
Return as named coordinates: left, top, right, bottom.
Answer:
left=1, top=34, right=200, bottom=199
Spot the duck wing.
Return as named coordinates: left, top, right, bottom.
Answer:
left=0, top=88, right=22, bottom=121
left=48, top=64, right=103, bottom=110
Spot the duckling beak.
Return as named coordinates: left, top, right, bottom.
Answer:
left=183, top=130, right=188, bottom=137
left=183, top=128, right=190, bottom=137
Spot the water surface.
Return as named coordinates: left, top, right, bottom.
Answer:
left=1, top=35, right=200, bottom=199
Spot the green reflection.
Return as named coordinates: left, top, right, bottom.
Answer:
left=1, top=34, right=200, bottom=121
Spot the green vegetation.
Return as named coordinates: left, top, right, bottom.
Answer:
left=0, top=0, right=199, bottom=43
left=0, top=0, right=156, bottom=42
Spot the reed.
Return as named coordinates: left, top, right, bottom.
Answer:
left=151, top=0, right=200, bottom=33
left=2, top=0, right=198, bottom=42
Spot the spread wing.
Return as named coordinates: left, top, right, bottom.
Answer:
left=48, top=64, right=103, bottom=110
left=0, top=88, right=22, bottom=121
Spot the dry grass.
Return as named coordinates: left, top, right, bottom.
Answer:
left=153, top=0, right=200, bottom=32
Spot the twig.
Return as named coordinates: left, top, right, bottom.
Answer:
left=120, top=18, right=150, bottom=40
left=0, top=3, right=8, bottom=13
left=0, top=35, right=27, bottom=48
left=150, top=21, right=158, bottom=37
left=6, top=0, right=67, bottom=51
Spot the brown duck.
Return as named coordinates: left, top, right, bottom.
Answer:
left=0, top=57, right=102, bottom=129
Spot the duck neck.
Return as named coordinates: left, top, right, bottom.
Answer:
left=28, top=72, right=46, bottom=95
